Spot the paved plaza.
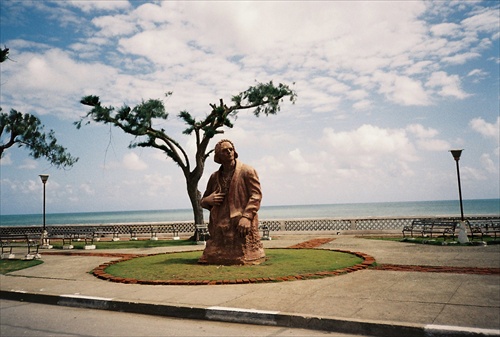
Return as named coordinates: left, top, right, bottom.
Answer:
left=1, top=235, right=499, bottom=337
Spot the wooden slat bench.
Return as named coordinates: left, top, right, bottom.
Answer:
left=93, top=226, right=120, bottom=241
left=0, top=233, right=41, bottom=259
left=403, top=219, right=458, bottom=240
left=129, top=224, right=181, bottom=240
left=49, top=227, right=95, bottom=248
left=195, top=224, right=209, bottom=244
left=468, top=219, right=500, bottom=241
left=402, top=219, right=425, bottom=238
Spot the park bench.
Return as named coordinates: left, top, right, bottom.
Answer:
left=195, top=224, right=209, bottom=244
left=49, top=227, right=95, bottom=248
left=260, top=223, right=271, bottom=240
left=150, top=224, right=180, bottom=240
left=129, top=224, right=181, bottom=240
left=468, top=219, right=500, bottom=241
left=0, top=233, right=41, bottom=259
left=93, top=226, right=120, bottom=241
left=402, top=219, right=458, bottom=240
left=402, top=219, right=425, bottom=238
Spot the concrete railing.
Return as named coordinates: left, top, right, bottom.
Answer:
left=0, top=215, right=497, bottom=237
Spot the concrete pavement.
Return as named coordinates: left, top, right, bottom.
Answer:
left=1, top=234, right=499, bottom=337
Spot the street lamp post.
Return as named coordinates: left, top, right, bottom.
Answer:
left=449, top=150, right=464, bottom=221
left=39, top=174, right=52, bottom=249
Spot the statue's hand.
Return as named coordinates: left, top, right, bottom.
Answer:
left=205, top=192, right=225, bottom=206
left=238, top=217, right=251, bottom=237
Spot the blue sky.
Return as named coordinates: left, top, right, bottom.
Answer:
left=1, top=1, right=499, bottom=216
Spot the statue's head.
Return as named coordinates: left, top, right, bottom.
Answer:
left=214, top=139, right=238, bottom=164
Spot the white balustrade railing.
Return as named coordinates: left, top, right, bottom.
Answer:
left=1, top=215, right=497, bottom=237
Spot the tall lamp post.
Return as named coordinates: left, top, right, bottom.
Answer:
left=449, top=150, right=464, bottom=221
left=39, top=174, right=52, bottom=249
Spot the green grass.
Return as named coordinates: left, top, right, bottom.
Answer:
left=105, top=248, right=363, bottom=281
left=51, top=239, right=195, bottom=250
left=0, top=259, right=43, bottom=274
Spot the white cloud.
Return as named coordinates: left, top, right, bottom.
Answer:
left=2, top=48, right=119, bottom=118
left=480, top=154, right=497, bottom=174
left=373, top=72, right=430, bottom=106
left=66, top=1, right=131, bottom=13
left=463, top=166, right=487, bottom=181
left=406, top=124, right=450, bottom=151
left=426, top=71, right=469, bottom=99
left=321, top=124, right=419, bottom=166
left=407, top=124, right=439, bottom=138
left=461, top=6, right=500, bottom=36
left=142, top=173, right=173, bottom=197
left=467, top=68, right=488, bottom=82
left=470, top=117, right=500, bottom=141
left=431, top=22, right=461, bottom=37
left=123, top=153, right=148, bottom=171
left=80, top=183, right=95, bottom=195
left=0, top=153, right=13, bottom=166
left=92, top=14, right=137, bottom=38
left=442, top=52, right=481, bottom=65
left=1, top=1, right=498, bottom=213
left=288, top=149, right=317, bottom=175
left=416, top=138, right=451, bottom=152
left=19, top=159, right=38, bottom=170
left=352, top=100, right=372, bottom=111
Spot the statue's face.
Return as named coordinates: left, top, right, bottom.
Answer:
left=219, top=141, right=235, bottom=164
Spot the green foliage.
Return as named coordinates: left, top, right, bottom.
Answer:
left=236, top=81, right=297, bottom=117
left=0, top=47, right=78, bottom=168
left=0, top=108, right=79, bottom=168
left=78, top=96, right=168, bottom=141
left=78, top=81, right=296, bottom=224
left=78, top=81, right=296, bottom=150
left=1, top=46, right=10, bottom=63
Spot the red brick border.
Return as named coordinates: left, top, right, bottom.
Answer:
left=45, top=238, right=498, bottom=284
left=87, top=238, right=376, bottom=285
left=90, top=250, right=375, bottom=286
left=374, top=264, right=500, bottom=275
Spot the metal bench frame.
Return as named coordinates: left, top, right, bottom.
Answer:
left=0, top=233, right=41, bottom=258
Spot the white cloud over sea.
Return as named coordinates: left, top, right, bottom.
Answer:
left=0, top=1, right=498, bottom=216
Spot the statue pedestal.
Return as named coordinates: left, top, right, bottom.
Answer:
left=198, top=239, right=265, bottom=266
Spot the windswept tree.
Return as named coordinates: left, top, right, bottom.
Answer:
left=0, top=47, right=78, bottom=168
left=77, top=81, right=296, bottom=225
left=0, top=108, right=79, bottom=168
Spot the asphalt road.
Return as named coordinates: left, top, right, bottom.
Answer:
left=1, top=299, right=365, bottom=337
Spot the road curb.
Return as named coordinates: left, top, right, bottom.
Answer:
left=2, top=290, right=498, bottom=337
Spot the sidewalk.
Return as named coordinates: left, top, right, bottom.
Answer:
left=1, top=235, right=499, bottom=337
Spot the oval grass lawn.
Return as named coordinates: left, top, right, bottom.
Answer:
left=104, top=248, right=363, bottom=282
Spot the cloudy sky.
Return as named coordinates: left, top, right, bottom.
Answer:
left=1, top=1, right=499, bottom=216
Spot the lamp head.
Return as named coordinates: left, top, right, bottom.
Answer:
left=449, top=149, right=463, bottom=161
left=39, top=174, right=49, bottom=184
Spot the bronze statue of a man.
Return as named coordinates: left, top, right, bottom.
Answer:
left=199, top=139, right=266, bottom=265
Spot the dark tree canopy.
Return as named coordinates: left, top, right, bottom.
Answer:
left=0, top=108, right=79, bottom=168
left=1, top=46, right=10, bottom=62
left=0, top=46, right=78, bottom=168
left=78, top=81, right=296, bottom=226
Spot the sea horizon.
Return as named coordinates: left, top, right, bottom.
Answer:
left=1, top=198, right=499, bottom=227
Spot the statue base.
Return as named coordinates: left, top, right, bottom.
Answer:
left=198, top=239, right=266, bottom=266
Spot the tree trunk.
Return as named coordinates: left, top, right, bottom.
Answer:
left=186, top=177, right=204, bottom=240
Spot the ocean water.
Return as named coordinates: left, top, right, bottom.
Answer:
left=1, top=199, right=498, bottom=227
